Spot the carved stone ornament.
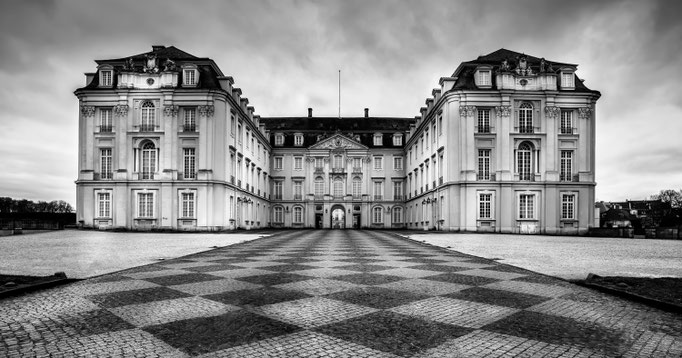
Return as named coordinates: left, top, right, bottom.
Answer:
left=162, top=58, right=177, bottom=72
left=305, top=156, right=315, bottom=163
left=310, top=134, right=365, bottom=150
left=458, top=105, right=476, bottom=117
left=163, top=105, right=179, bottom=117
left=495, top=105, right=511, bottom=118
left=143, top=54, right=159, bottom=74
left=113, top=104, right=129, bottom=117
left=122, top=58, right=135, bottom=72
left=198, top=105, right=215, bottom=117
left=80, top=105, right=95, bottom=117
left=364, top=156, right=372, bottom=163
left=544, top=106, right=560, bottom=119
left=578, top=107, right=593, bottom=119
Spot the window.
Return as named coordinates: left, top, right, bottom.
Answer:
left=138, top=192, right=154, bottom=218
left=561, top=72, right=575, bottom=88
left=374, top=157, right=383, bottom=170
left=140, top=101, right=155, bottom=131
left=315, top=158, right=324, bottom=171
left=393, top=181, right=402, bottom=200
left=333, top=178, right=344, bottom=198
left=477, top=149, right=490, bottom=180
left=373, top=207, right=383, bottom=223
left=230, top=114, right=236, bottom=135
left=518, top=103, right=533, bottom=133
left=100, top=108, right=113, bottom=132
left=373, top=181, right=383, bottom=200
left=100, top=148, right=112, bottom=179
left=393, top=157, right=403, bottom=170
left=334, top=155, right=343, bottom=169
left=352, top=157, right=362, bottom=171
left=393, top=207, right=402, bottom=223
left=560, top=110, right=573, bottom=134
left=183, top=108, right=196, bottom=131
left=294, top=157, right=303, bottom=170
left=314, top=177, right=325, bottom=197
left=392, top=134, right=403, bottom=146
left=274, top=157, right=283, bottom=170
left=373, top=133, right=383, bottom=146
left=477, top=70, right=491, bottom=87
left=438, top=114, right=443, bottom=135
left=519, top=194, right=534, bottom=219
left=438, top=153, right=444, bottom=181
left=479, top=193, right=492, bottom=219
left=100, top=69, right=113, bottom=87
left=180, top=192, right=195, bottom=218
left=560, top=151, right=573, bottom=181
left=425, top=131, right=429, bottom=149
left=97, top=192, right=111, bottom=218
left=517, top=142, right=533, bottom=181
left=293, top=181, right=302, bottom=200
left=238, top=124, right=243, bottom=144
left=432, top=122, right=437, bottom=143
left=352, top=177, right=362, bottom=198
left=274, top=181, right=282, bottom=199
left=141, top=142, right=156, bottom=179
left=477, top=109, right=491, bottom=133
left=294, top=134, right=304, bottom=146
left=274, top=133, right=284, bottom=146
left=274, top=206, right=284, bottom=223
left=183, top=148, right=196, bottom=179
left=183, top=67, right=198, bottom=86
left=561, top=194, right=576, bottom=220
left=245, top=130, right=250, bottom=149
left=293, top=207, right=303, bottom=223
left=421, top=137, right=424, bottom=153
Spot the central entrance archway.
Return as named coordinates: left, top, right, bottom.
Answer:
left=331, top=205, right=345, bottom=229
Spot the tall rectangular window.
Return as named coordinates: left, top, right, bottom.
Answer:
left=274, top=157, right=283, bottom=170
left=275, top=134, right=283, bottom=146
left=438, top=115, right=443, bottom=135
left=353, top=157, right=362, bottom=171
left=393, top=157, right=403, bottom=170
left=274, top=207, right=283, bottom=223
left=183, top=148, right=196, bottom=179
left=477, top=109, right=491, bottom=133
left=393, top=181, right=402, bottom=200
left=181, top=192, right=195, bottom=218
left=373, top=181, right=383, bottom=200
left=560, top=110, right=573, bottom=134
left=294, top=157, right=303, bottom=170
left=373, top=134, right=382, bottom=146
left=316, top=157, right=324, bottom=170
left=352, top=178, right=362, bottom=198
left=138, top=192, right=154, bottom=218
left=97, top=192, right=111, bottom=217
left=477, top=70, right=491, bottom=86
left=100, top=70, right=112, bottom=86
left=274, top=181, right=282, bottom=199
left=562, top=194, right=575, bottom=220
left=230, top=114, right=235, bottom=135
left=561, top=72, right=574, bottom=88
left=100, top=148, right=112, bottom=179
left=334, top=155, right=343, bottom=169
left=293, top=181, right=302, bottom=200
left=425, top=131, right=429, bottom=149
left=184, top=108, right=196, bottom=131
left=374, top=157, right=383, bottom=170
left=479, top=193, right=492, bottom=219
left=373, top=207, right=383, bottom=223
left=294, top=134, right=303, bottom=146
left=560, top=151, right=572, bottom=181
left=315, top=178, right=325, bottom=197
left=184, top=69, right=196, bottom=86
left=333, top=179, right=344, bottom=198
left=519, top=194, right=534, bottom=219
left=100, top=108, right=112, bottom=132
left=246, top=130, right=250, bottom=149
left=477, top=149, right=490, bottom=180
left=432, top=122, right=437, bottom=143
left=293, top=207, right=303, bottom=223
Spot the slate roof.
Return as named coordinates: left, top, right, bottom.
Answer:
left=451, top=48, right=598, bottom=94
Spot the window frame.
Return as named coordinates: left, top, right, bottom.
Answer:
left=96, top=191, right=112, bottom=218
left=478, top=191, right=494, bottom=220
left=274, top=133, right=284, bottom=146
left=393, top=156, right=403, bottom=170
left=560, top=150, right=573, bottom=182
left=477, top=149, right=491, bottom=181
left=100, top=148, right=113, bottom=179
left=182, top=64, right=199, bottom=87
left=179, top=191, right=196, bottom=219
left=99, top=66, right=113, bottom=87
left=373, top=206, right=383, bottom=223
left=100, top=108, right=113, bottom=132
left=561, top=193, right=576, bottom=220
left=518, top=193, right=536, bottom=220
left=373, top=133, right=383, bottom=146
left=136, top=191, right=155, bottom=218
left=374, top=156, right=383, bottom=170
left=274, top=157, right=283, bottom=170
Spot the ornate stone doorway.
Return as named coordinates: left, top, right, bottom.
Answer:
left=331, top=205, right=345, bottom=229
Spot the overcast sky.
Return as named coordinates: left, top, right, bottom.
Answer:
left=1, top=0, right=681, bottom=206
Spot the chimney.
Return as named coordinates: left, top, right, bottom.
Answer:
left=364, top=108, right=369, bottom=118
left=152, top=45, right=165, bottom=52
left=308, top=108, right=313, bottom=117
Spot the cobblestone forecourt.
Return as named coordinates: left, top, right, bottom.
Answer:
left=1, top=230, right=681, bottom=357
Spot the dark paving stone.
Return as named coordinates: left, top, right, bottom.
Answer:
left=235, top=273, right=315, bottom=286
left=86, top=286, right=191, bottom=308
left=144, top=310, right=301, bottom=355
left=274, top=257, right=322, bottom=264
left=325, top=287, right=430, bottom=309
left=143, top=273, right=224, bottom=286
left=204, top=287, right=312, bottom=307
left=58, top=309, right=135, bottom=336
left=87, top=275, right=134, bottom=284
left=444, top=287, right=551, bottom=309
left=336, top=257, right=386, bottom=264
left=315, top=311, right=472, bottom=357
left=335, top=264, right=394, bottom=272
left=185, top=264, right=245, bottom=273
left=399, top=258, right=451, bottom=264
left=513, top=274, right=573, bottom=287
left=422, top=273, right=500, bottom=286
left=207, top=258, right=258, bottom=264
left=408, top=264, right=472, bottom=273
left=336, top=252, right=381, bottom=257
left=330, top=273, right=407, bottom=286
left=461, top=257, right=495, bottom=264
left=482, top=311, right=626, bottom=357
left=481, top=264, right=530, bottom=274
left=123, top=265, right=168, bottom=274
left=261, top=264, right=319, bottom=272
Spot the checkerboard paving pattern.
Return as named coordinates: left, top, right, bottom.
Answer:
left=2, top=230, right=682, bottom=357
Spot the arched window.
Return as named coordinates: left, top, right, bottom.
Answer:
left=141, top=141, right=156, bottom=179
left=333, top=178, right=344, bottom=198
left=392, top=207, right=403, bottom=223
left=293, top=206, right=303, bottom=223
left=314, top=176, right=325, bottom=198
left=274, top=206, right=283, bottom=223
left=517, top=142, right=534, bottom=181
left=352, top=177, right=362, bottom=198
left=140, top=101, right=155, bottom=131
left=519, top=103, right=533, bottom=133
left=373, top=206, right=383, bottom=223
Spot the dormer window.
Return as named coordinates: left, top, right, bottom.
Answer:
left=475, top=65, right=492, bottom=88
left=560, top=69, right=575, bottom=89
left=274, top=133, right=284, bottom=146
left=392, top=133, right=403, bottom=146
left=373, top=133, right=383, bottom=146
left=98, top=65, right=114, bottom=87
left=182, top=64, right=198, bottom=87
left=294, top=133, right=304, bottom=146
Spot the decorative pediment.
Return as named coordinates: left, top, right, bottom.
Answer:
left=309, top=134, right=367, bottom=150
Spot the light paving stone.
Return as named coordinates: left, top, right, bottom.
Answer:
left=390, top=297, right=518, bottom=329
left=206, top=268, right=272, bottom=279
left=169, top=278, right=263, bottom=296
left=456, top=268, right=528, bottom=281
left=275, top=278, right=365, bottom=296
left=304, top=260, right=356, bottom=268
left=65, top=279, right=160, bottom=296
left=230, top=261, right=289, bottom=268
left=122, top=268, right=193, bottom=280
left=623, top=330, right=682, bottom=358
left=159, top=261, right=223, bottom=269
left=289, top=267, right=358, bottom=278
left=197, top=331, right=400, bottom=358
left=109, top=297, right=239, bottom=327
left=0, top=290, right=100, bottom=324
left=437, top=261, right=497, bottom=269
left=378, top=278, right=470, bottom=296
left=375, top=260, right=424, bottom=268
left=374, top=267, right=443, bottom=279
left=483, top=280, right=574, bottom=298
left=253, top=297, right=378, bottom=329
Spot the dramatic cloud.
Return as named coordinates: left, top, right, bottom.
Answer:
left=0, top=0, right=680, bottom=205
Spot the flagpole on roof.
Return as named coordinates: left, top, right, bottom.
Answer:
left=338, top=69, right=341, bottom=119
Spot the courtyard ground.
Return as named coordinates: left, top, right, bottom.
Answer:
left=1, top=230, right=681, bottom=357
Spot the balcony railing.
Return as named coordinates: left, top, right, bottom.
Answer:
left=332, top=167, right=345, bottom=173
left=94, top=172, right=112, bottom=180
left=98, top=126, right=113, bottom=133
left=183, top=124, right=197, bottom=132
left=374, top=195, right=383, bottom=200
left=314, top=167, right=324, bottom=173
left=477, top=172, right=496, bottom=181
left=352, top=167, right=362, bottom=173
left=394, top=195, right=403, bottom=201
left=274, top=194, right=282, bottom=200
left=294, top=194, right=302, bottom=200
left=515, top=126, right=539, bottom=134
left=181, top=172, right=197, bottom=180
left=518, top=173, right=535, bottom=181
left=560, top=174, right=580, bottom=182
left=138, top=124, right=158, bottom=132
left=352, top=194, right=362, bottom=200
left=314, top=194, right=324, bottom=200
left=475, top=125, right=494, bottom=134
left=560, top=127, right=577, bottom=135
left=138, top=172, right=155, bottom=180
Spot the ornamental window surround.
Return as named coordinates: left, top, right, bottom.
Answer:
left=518, top=193, right=535, bottom=220
left=373, top=133, right=383, bottom=146
left=561, top=193, right=576, bottom=220
left=392, top=133, right=403, bottom=146
left=518, top=103, right=533, bottom=133
left=182, top=64, right=199, bottom=87
left=392, top=207, right=403, bottom=223
left=274, top=133, right=284, bottom=146
left=179, top=191, right=196, bottom=218
left=516, top=141, right=536, bottom=181
left=98, top=65, right=114, bottom=87
left=100, top=108, right=113, bottom=133
left=560, top=110, right=573, bottom=134
left=294, top=133, right=304, bottom=146
left=140, top=101, right=156, bottom=132
left=373, top=206, right=383, bottom=223
left=96, top=191, right=112, bottom=218
left=474, top=65, right=492, bottom=88
left=560, top=70, right=575, bottom=89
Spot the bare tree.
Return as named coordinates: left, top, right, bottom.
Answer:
left=650, top=189, right=682, bottom=208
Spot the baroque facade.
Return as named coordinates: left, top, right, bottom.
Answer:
left=75, top=46, right=599, bottom=234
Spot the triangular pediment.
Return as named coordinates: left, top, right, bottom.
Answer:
left=309, top=134, right=368, bottom=150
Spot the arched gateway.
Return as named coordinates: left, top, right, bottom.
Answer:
left=331, top=204, right=345, bottom=229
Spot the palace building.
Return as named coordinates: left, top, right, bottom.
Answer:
left=75, top=46, right=600, bottom=234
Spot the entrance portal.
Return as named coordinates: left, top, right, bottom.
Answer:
left=331, top=205, right=345, bottom=229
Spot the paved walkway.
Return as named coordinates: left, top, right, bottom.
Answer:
left=1, top=230, right=681, bottom=357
